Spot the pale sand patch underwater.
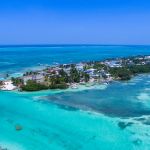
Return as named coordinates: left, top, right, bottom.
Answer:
left=0, top=141, right=25, bottom=150
left=137, top=93, right=150, bottom=101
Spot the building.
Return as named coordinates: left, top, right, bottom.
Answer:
left=76, top=63, right=84, bottom=71
left=105, top=60, right=122, bottom=68
left=0, top=80, right=16, bottom=91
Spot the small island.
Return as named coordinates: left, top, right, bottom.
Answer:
left=1, top=55, right=150, bottom=91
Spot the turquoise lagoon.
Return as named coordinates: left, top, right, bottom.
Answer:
left=1, top=45, right=150, bottom=149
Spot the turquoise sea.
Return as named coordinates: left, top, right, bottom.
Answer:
left=1, top=45, right=150, bottom=150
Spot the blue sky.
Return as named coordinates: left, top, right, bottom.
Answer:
left=0, top=0, right=150, bottom=45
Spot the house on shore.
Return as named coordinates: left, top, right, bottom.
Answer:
left=22, top=74, right=45, bottom=85
left=0, top=80, right=16, bottom=91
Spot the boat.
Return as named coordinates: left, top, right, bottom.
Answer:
left=71, top=84, right=78, bottom=89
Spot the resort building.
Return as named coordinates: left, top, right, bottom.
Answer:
left=0, top=80, right=16, bottom=91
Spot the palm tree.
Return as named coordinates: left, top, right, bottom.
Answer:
left=0, top=81, right=3, bottom=86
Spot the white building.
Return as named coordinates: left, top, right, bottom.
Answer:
left=76, top=63, right=84, bottom=71
left=0, top=80, right=16, bottom=91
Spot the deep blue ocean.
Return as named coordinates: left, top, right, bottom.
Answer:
left=1, top=45, right=150, bottom=150
left=1, top=45, right=150, bottom=75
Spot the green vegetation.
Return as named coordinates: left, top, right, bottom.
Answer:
left=81, top=72, right=90, bottom=82
left=129, top=65, right=150, bottom=74
left=49, top=83, right=68, bottom=89
left=0, top=81, right=3, bottom=86
left=59, top=69, right=69, bottom=83
left=49, top=76, right=69, bottom=89
left=22, top=77, right=69, bottom=91
left=93, top=63, right=107, bottom=70
left=22, top=80, right=49, bottom=91
left=69, top=66, right=80, bottom=83
left=11, top=77, right=24, bottom=86
left=109, top=67, right=131, bottom=80
left=23, top=71, right=38, bottom=76
left=110, top=64, right=150, bottom=81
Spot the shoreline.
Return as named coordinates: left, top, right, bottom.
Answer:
left=0, top=73, right=146, bottom=93
left=11, top=82, right=109, bottom=96
left=1, top=54, right=150, bottom=92
left=3, top=73, right=145, bottom=96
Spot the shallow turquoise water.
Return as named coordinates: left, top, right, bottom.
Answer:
left=0, top=75, right=150, bottom=149
left=45, top=75, right=150, bottom=117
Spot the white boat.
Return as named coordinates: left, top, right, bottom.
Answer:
left=71, top=84, right=78, bottom=89
left=103, top=82, right=109, bottom=85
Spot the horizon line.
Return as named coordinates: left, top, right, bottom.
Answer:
left=0, top=44, right=150, bottom=48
